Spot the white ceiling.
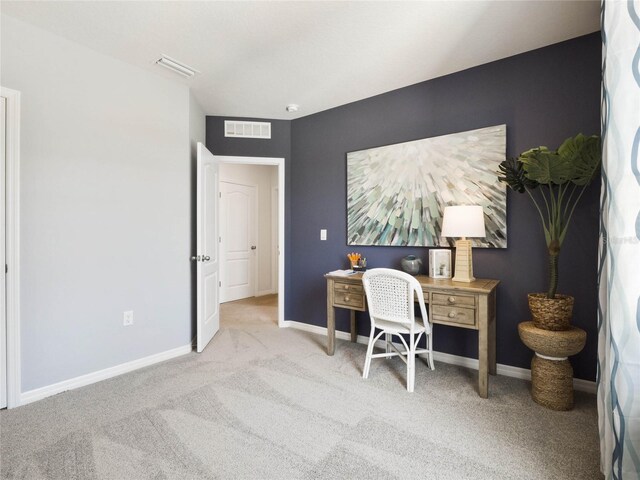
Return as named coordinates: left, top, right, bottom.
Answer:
left=1, top=1, right=600, bottom=120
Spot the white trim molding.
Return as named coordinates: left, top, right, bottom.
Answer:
left=270, top=185, right=278, bottom=295
left=283, top=321, right=597, bottom=395
left=1, top=86, right=21, bottom=409
left=19, top=344, right=193, bottom=407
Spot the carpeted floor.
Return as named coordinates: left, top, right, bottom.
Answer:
left=1, top=294, right=602, bottom=479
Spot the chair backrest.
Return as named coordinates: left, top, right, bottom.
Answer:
left=362, top=268, right=424, bottom=326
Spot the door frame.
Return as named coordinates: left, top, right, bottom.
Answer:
left=219, top=180, right=258, bottom=302
left=271, top=185, right=278, bottom=295
left=217, top=155, right=285, bottom=327
left=1, top=86, right=21, bottom=409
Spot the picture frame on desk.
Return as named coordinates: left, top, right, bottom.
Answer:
left=429, top=249, right=452, bottom=278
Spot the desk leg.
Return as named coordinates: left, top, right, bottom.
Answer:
left=489, top=290, right=497, bottom=376
left=478, top=294, right=489, bottom=398
left=350, top=311, right=357, bottom=343
left=327, top=279, right=336, bottom=356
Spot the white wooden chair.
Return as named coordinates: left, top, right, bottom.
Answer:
left=361, top=268, right=435, bottom=392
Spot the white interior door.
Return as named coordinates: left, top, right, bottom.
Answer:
left=220, top=181, right=256, bottom=303
left=1, top=96, right=6, bottom=408
left=196, top=143, right=220, bottom=353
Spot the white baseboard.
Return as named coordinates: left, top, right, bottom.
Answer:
left=256, top=289, right=277, bottom=297
left=19, top=343, right=193, bottom=407
left=573, top=378, right=597, bottom=394
left=283, top=320, right=596, bottom=394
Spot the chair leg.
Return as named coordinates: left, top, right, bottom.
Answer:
left=407, top=334, right=415, bottom=393
left=363, top=327, right=376, bottom=379
left=385, top=333, right=391, bottom=359
left=428, top=333, right=435, bottom=370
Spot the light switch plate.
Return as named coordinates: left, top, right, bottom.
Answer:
left=320, top=229, right=327, bottom=241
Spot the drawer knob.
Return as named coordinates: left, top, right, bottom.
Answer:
left=345, top=296, right=350, bottom=302
left=448, top=296, right=456, bottom=303
left=448, top=311, right=456, bottom=318
left=344, top=285, right=350, bottom=290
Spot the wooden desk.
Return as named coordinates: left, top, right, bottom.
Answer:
left=325, top=273, right=499, bottom=398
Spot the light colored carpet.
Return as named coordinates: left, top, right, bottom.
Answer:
left=1, top=294, right=602, bottom=479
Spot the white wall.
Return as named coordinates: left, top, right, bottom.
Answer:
left=219, top=163, right=278, bottom=295
left=1, top=15, right=192, bottom=392
left=189, top=92, right=205, bottom=164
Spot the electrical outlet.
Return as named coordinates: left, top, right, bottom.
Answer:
left=320, top=229, right=327, bottom=241
left=123, top=310, right=134, bottom=326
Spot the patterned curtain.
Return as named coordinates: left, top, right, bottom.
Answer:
left=598, top=1, right=640, bottom=478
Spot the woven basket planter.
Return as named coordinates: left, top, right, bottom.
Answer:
left=518, top=321, right=586, bottom=411
left=528, top=293, right=574, bottom=331
left=531, top=354, right=574, bottom=410
left=518, top=322, right=586, bottom=358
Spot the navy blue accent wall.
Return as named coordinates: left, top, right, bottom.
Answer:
left=289, top=33, right=601, bottom=380
left=205, top=117, right=292, bottom=317
left=205, top=33, right=601, bottom=380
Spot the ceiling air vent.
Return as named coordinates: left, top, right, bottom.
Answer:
left=155, top=55, right=199, bottom=78
left=224, top=120, right=271, bottom=139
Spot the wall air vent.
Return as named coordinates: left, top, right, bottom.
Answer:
left=224, top=120, right=271, bottom=139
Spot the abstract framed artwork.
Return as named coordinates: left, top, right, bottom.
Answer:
left=346, top=124, right=507, bottom=248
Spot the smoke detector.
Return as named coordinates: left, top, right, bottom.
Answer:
left=286, top=104, right=299, bottom=113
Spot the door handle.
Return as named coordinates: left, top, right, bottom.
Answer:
left=251, top=246, right=257, bottom=250
left=203, top=256, right=211, bottom=261
left=191, top=255, right=201, bottom=261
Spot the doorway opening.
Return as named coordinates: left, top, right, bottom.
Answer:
left=194, top=147, right=284, bottom=353
left=217, top=156, right=284, bottom=329
left=219, top=164, right=278, bottom=309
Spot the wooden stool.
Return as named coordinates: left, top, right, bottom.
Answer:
left=518, top=321, right=586, bottom=410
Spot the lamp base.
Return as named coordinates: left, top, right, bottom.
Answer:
left=452, top=239, right=475, bottom=283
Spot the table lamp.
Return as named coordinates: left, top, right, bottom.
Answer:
left=440, top=205, right=486, bottom=282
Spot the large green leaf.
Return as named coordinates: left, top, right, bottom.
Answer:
left=498, top=157, right=538, bottom=192
left=519, top=147, right=572, bottom=185
left=558, top=134, right=602, bottom=186
left=497, top=134, right=602, bottom=299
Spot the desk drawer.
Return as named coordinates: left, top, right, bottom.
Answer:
left=334, top=282, right=364, bottom=294
left=432, top=305, right=476, bottom=327
left=334, top=291, right=365, bottom=310
left=432, top=292, right=475, bottom=307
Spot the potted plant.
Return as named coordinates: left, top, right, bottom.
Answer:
left=498, top=133, right=601, bottom=330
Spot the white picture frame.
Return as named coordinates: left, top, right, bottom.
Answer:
left=429, top=249, right=452, bottom=278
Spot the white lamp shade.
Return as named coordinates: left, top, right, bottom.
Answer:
left=441, top=205, right=486, bottom=238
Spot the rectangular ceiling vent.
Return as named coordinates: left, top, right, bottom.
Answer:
left=224, top=120, right=271, bottom=139
left=155, top=55, right=199, bottom=78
